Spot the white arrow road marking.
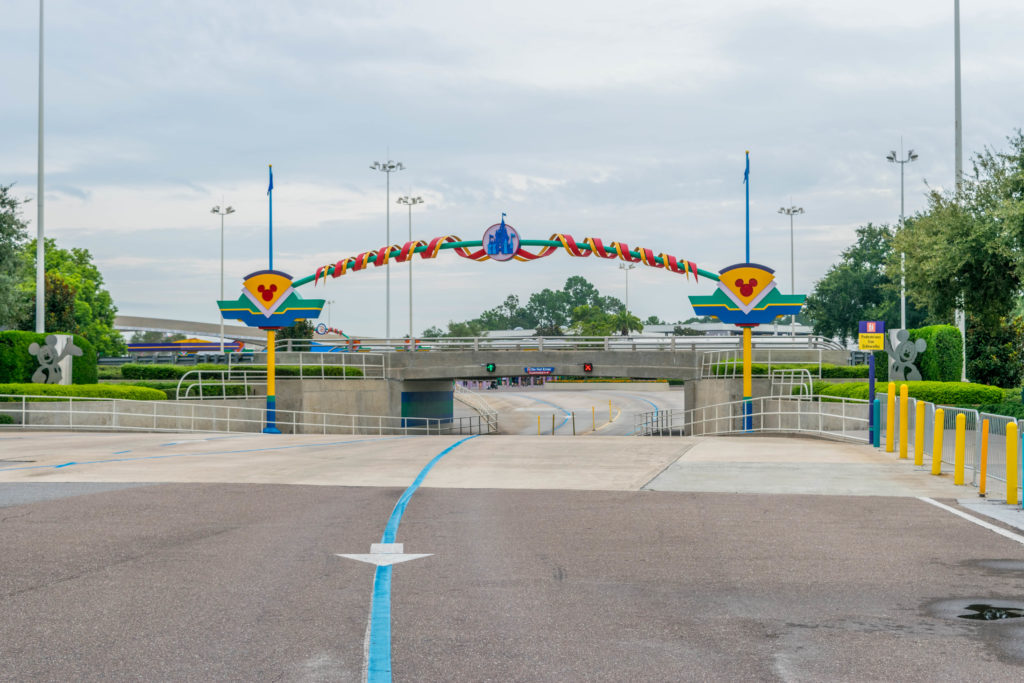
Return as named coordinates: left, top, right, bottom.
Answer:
left=337, top=543, right=432, bottom=567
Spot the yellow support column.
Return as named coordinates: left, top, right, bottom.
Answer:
left=954, top=413, right=966, bottom=485
left=932, top=408, right=944, bottom=475
left=742, top=327, right=753, bottom=430
left=980, top=418, right=989, bottom=497
left=1007, top=422, right=1018, bottom=505
left=914, top=401, right=925, bottom=466
left=899, top=384, right=909, bottom=459
left=263, top=329, right=280, bottom=434
left=885, top=382, right=896, bottom=453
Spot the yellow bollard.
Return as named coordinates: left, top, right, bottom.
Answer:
left=609, top=399, right=613, bottom=422
left=592, top=406, right=596, bottom=431
left=552, top=413, right=556, bottom=436
left=899, top=384, right=909, bottom=459
left=537, top=415, right=541, bottom=436
left=914, top=401, right=925, bottom=466
left=932, top=408, right=944, bottom=475
left=979, top=418, right=989, bottom=497
left=1007, top=422, right=1018, bottom=505
left=954, top=413, right=966, bottom=485
left=886, top=382, right=896, bottom=453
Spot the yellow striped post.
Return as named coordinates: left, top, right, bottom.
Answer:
left=954, top=413, right=966, bottom=485
left=886, top=382, right=896, bottom=452
left=899, top=384, right=909, bottom=459
left=914, top=401, right=925, bottom=466
left=932, top=408, right=944, bottom=475
left=592, top=406, right=596, bottom=431
left=537, top=415, right=541, bottom=436
left=1007, top=422, right=1018, bottom=505
left=979, top=419, right=989, bottom=497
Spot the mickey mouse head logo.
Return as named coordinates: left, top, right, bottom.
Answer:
left=257, top=283, right=278, bottom=302
left=735, top=278, right=758, bottom=297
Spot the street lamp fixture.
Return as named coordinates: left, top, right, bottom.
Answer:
left=211, top=205, right=235, bottom=353
left=396, top=195, right=424, bottom=341
left=370, top=160, right=405, bottom=340
left=777, top=204, right=804, bottom=337
left=887, top=143, right=918, bottom=330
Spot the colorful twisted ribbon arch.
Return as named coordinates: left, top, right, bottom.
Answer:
left=292, top=234, right=720, bottom=288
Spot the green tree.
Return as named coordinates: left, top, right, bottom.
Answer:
left=277, top=319, right=314, bottom=340
left=0, top=184, right=29, bottom=328
left=40, top=272, right=78, bottom=334
left=805, top=223, right=929, bottom=343
left=129, top=330, right=187, bottom=343
left=421, top=325, right=445, bottom=337
left=17, top=238, right=124, bottom=355
left=894, top=132, right=1024, bottom=330
left=568, top=305, right=617, bottom=336
left=966, top=315, right=1024, bottom=388
left=612, top=309, right=644, bottom=336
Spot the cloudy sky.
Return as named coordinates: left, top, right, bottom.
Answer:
left=3, top=1, right=1022, bottom=338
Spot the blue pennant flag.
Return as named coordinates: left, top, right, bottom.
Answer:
left=743, top=152, right=749, bottom=184
left=267, top=165, right=274, bottom=195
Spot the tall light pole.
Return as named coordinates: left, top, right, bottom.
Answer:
left=396, top=195, right=423, bottom=340
left=777, top=204, right=804, bottom=336
left=210, top=205, right=235, bottom=352
left=619, top=262, right=636, bottom=317
left=887, top=145, right=918, bottom=330
left=370, top=160, right=404, bottom=339
left=35, top=0, right=45, bottom=333
left=325, top=299, right=335, bottom=328
left=954, top=0, right=967, bottom=381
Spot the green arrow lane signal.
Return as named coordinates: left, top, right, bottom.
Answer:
left=485, top=362, right=496, bottom=373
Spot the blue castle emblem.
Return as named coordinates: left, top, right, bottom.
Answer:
left=483, top=213, right=520, bottom=262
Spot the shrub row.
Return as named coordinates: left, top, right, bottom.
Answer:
left=710, top=362, right=871, bottom=378
left=128, top=381, right=255, bottom=400
left=908, top=325, right=962, bottom=382
left=0, top=383, right=167, bottom=402
left=0, top=414, right=13, bottom=424
left=0, top=331, right=98, bottom=384
left=119, top=363, right=363, bottom=380
left=806, top=380, right=1003, bottom=405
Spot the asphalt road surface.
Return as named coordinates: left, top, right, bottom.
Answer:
left=462, top=387, right=686, bottom=435
left=2, top=431, right=1024, bottom=681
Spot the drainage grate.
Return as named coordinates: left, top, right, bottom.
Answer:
left=958, top=604, right=1024, bottom=621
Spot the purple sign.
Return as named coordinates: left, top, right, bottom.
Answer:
left=858, top=320, right=885, bottom=334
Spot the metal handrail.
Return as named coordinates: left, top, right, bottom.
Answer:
left=0, top=394, right=494, bottom=436
left=277, top=335, right=845, bottom=353
left=454, top=384, right=499, bottom=434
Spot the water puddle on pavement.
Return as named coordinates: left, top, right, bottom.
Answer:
left=959, top=604, right=1024, bottom=621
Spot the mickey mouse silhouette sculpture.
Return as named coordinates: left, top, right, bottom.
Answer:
left=885, top=329, right=927, bottom=381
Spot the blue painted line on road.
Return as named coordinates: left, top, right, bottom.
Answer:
left=617, top=392, right=659, bottom=436
left=54, top=462, right=76, bottom=468
left=112, top=450, right=131, bottom=455
left=0, top=435, right=417, bottom=472
left=367, top=434, right=479, bottom=683
left=520, top=395, right=571, bottom=431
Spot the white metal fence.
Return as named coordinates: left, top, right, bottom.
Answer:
left=277, top=335, right=845, bottom=353
left=0, top=394, right=495, bottom=436
left=877, top=391, right=1023, bottom=491
left=700, top=349, right=832, bottom=379
left=453, top=384, right=499, bottom=433
left=634, top=395, right=870, bottom=442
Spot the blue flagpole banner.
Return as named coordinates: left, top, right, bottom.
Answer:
left=268, top=164, right=273, bottom=270
left=743, top=151, right=750, bottom=263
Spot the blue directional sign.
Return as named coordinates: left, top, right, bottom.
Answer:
left=524, top=367, right=555, bottom=375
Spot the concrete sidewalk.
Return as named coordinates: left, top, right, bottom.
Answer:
left=0, top=431, right=979, bottom=501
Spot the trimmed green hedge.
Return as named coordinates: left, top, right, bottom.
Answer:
left=128, top=381, right=255, bottom=400
left=120, top=363, right=363, bottom=380
left=807, top=380, right=1003, bottom=405
left=710, top=362, right=871, bottom=378
left=909, top=325, right=962, bottom=382
left=972, top=403, right=1024, bottom=420
left=0, top=414, right=13, bottom=424
left=0, top=383, right=167, bottom=401
left=0, top=331, right=98, bottom=384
